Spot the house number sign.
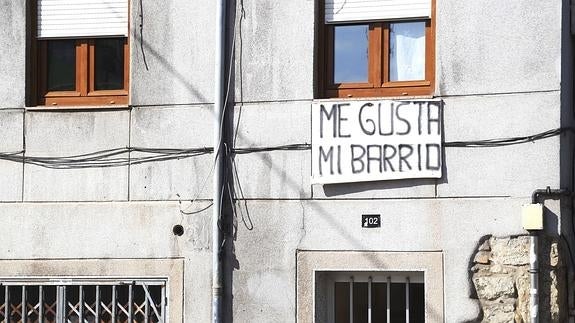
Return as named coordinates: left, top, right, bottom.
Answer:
left=362, top=214, right=381, bottom=228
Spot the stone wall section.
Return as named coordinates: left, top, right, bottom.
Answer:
left=470, top=235, right=566, bottom=323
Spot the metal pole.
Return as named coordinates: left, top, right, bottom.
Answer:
left=529, top=233, right=539, bottom=323
left=212, top=0, right=227, bottom=321
left=528, top=187, right=572, bottom=323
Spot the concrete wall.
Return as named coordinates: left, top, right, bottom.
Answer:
left=0, top=0, right=571, bottom=322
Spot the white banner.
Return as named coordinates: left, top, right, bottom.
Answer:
left=311, top=100, right=443, bottom=184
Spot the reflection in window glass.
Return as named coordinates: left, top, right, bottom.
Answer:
left=389, top=22, right=425, bottom=81
left=95, top=38, right=125, bottom=90
left=47, top=40, right=76, bottom=91
left=334, top=25, right=368, bottom=83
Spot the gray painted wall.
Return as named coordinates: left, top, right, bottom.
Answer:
left=0, top=0, right=571, bottom=322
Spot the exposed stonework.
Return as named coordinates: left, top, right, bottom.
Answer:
left=470, top=235, right=566, bottom=323
left=473, top=274, right=516, bottom=300
left=489, top=236, right=530, bottom=266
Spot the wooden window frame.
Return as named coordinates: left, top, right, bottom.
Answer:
left=318, top=0, right=436, bottom=99
left=31, top=0, right=130, bottom=107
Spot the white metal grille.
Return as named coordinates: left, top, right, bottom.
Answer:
left=325, top=0, right=431, bottom=24
left=37, top=0, right=129, bottom=39
left=327, top=272, right=425, bottom=323
left=0, top=280, right=166, bottom=323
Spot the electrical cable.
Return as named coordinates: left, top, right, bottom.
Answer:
left=180, top=202, right=214, bottom=215
left=233, top=0, right=246, bottom=147
left=3, top=147, right=212, bottom=169
left=176, top=1, right=243, bottom=220
left=230, top=155, right=253, bottom=231
left=138, top=0, right=149, bottom=71
left=233, top=143, right=311, bottom=154
left=444, top=127, right=572, bottom=148
left=0, top=127, right=572, bottom=169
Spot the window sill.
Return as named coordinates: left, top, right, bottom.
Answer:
left=26, top=104, right=130, bottom=111
left=313, top=94, right=436, bottom=103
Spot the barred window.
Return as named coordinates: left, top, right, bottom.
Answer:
left=325, top=272, right=424, bottom=323
left=0, top=279, right=166, bottom=323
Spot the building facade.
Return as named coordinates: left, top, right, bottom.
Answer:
left=0, top=0, right=574, bottom=322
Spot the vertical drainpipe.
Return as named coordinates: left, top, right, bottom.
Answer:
left=529, top=187, right=572, bottom=323
left=213, top=0, right=227, bottom=321
left=528, top=231, right=540, bottom=323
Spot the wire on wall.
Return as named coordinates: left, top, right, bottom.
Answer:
left=0, top=127, right=571, bottom=169
left=444, top=127, right=571, bottom=148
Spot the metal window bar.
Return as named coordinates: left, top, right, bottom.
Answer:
left=160, top=284, right=166, bottom=323
left=386, top=277, right=391, bottom=323
left=21, top=286, right=26, bottom=323
left=5, top=285, right=9, bottom=323
left=0, top=285, right=4, bottom=323
left=128, top=284, right=133, bottom=323
left=79, top=286, right=84, bottom=323
left=144, top=289, right=149, bottom=323
left=367, top=276, right=372, bottom=323
left=63, top=286, right=67, bottom=323
left=405, top=277, right=410, bottom=323
left=56, top=286, right=64, bottom=323
left=142, top=284, right=161, bottom=322
left=95, top=286, right=100, bottom=323
left=349, top=277, right=354, bottom=323
left=39, top=286, right=44, bottom=323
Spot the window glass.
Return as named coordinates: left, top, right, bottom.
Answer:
left=371, top=283, right=388, bottom=323
left=352, top=283, right=368, bottom=323
left=410, top=283, right=425, bottom=322
left=334, top=282, right=350, bottom=323
left=389, top=21, right=426, bottom=81
left=47, top=40, right=76, bottom=91
left=334, top=25, right=368, bottom=83
left=390, top=283, right=407, bottom=323
left=95, top=38, right=125, bottom=90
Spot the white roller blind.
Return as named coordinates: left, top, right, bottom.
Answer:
left=37, top=0, right=129, bottom=39
left=325, top=0, right=431, bottom=23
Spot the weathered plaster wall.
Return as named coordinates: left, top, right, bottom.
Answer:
left=0, top=0, right=25, bottom=108
left=0, top=0, right=571, bottom=322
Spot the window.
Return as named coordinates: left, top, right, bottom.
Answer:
left=0, top=279, right=166, bottom=323
left=296, top=251, right=443, bottom=323
left=32, top=0, right=129, bottom=107
left=318, top=0, right=435, bottom=98
left=323, top=272, right=424, bottom=323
